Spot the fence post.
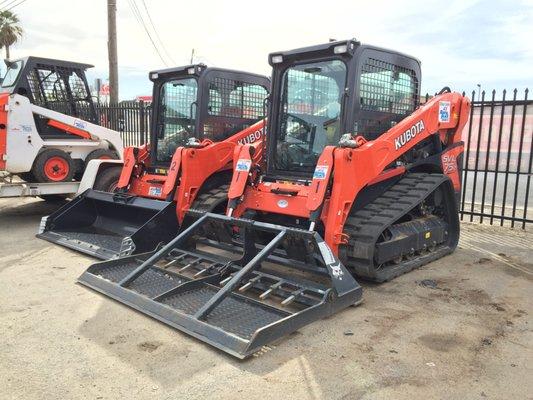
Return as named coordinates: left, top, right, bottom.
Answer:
left=460, top=90, right=476, bottom=221
left=139, top=100, right=145, bottom=146
left=499, top=89, right=518, bottom=226
left=522, top=88, right=532, bottom=229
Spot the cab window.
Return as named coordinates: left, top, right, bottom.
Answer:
left=274, top=59, right=346, bottom=174
left=155, top=77, right=197, bottom=163
left=204, top=77, right=268, bottom=141
left=1, top=60, right=23, bottom=87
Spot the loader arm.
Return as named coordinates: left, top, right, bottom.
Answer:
left=117, top=145, right=150, bottom=189
left=174, top=119, right=266, bottom=222
left=321, top=92, right=471, bottom=251
left=225, top=118, right=266, bottom=147
left=30, top=100, right=124, bottom=155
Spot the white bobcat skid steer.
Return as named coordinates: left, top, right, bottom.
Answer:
left=1, top=94, right=123, bottom=181
left=0, top=57, right=123, bottom=197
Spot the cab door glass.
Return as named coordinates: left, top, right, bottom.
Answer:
left=275, top=59, right=346, bottom=173
left=156, top=77, right=197, bottom=163
left=1, top=60, right=23, bottom=88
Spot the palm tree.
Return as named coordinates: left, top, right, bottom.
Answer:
left=0, top=10, right=23, bottom=59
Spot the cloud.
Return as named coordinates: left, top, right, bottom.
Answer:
left=6, top=0, right=532, bottom=99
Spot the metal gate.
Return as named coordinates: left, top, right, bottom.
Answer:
left=458, top=88, right=532, bottom=229
left=95, top=100, right=151, bottom=147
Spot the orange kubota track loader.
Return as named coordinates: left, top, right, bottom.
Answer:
left=78, top=40, right=470, bottom=358
left=37, top=64, right=269, bottom=259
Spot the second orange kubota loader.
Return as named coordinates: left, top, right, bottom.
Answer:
left=38, top=64, right=269, bottom=259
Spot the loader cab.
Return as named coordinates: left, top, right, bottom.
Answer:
left=149, top=64, right=269, bottom=165
left=0, top=56, right=98, bottom=136
left=266, top=39, right=421, bottom=179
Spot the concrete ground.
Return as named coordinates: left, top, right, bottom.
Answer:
left=0, top=197, right=531, bottom=400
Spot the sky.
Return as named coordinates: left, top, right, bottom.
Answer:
left=5, top=0, right=533, bottom=100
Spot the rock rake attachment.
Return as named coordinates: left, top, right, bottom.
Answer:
left=37, top=189, right=179, bottom=260
left=78, top=212, right=363, bottom=358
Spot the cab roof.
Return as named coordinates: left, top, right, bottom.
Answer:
left=148, top=63, right=269, bottom=82
left=268, top=39, right=421, bottom=66
left=6, top=56, right=94, bottom=70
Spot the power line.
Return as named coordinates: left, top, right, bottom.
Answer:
left=128, top=0, right=167, bottom=65
left=139, top=0, right=175, bottom=64
left=0, top=0, right=13, bottom=7
left=132, top=0, right=173, bottom=66
left=0, top=0, right=18, bottom=10
left=127, top=0, right=167, bottom=66
left=1, top=0, right=27, bottom=11
left=0, top=0, right=22, bottom=11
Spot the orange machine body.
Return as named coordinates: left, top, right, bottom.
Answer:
left=228, top=92, right=471, bottom=254
left=116, top=119, right=266, bottom=223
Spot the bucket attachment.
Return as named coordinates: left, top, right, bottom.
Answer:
left=37, top=189, right=179, bottom=260
left=78, top=212, right=363, bottom=358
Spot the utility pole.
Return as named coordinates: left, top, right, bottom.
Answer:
left=107, top=0, right=119, bottom=104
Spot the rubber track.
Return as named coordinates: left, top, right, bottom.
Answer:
left=190, top=184, right=229, bottom=212
left=188, top=184, right=231, bottom=243
left=341, top=173, right=458, bottom=282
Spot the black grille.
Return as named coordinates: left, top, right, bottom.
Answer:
left=207, top=77, right=267, bottom=119
left=360, top=58, right=418, bottom=115
left=203, top=77, right=267, bottom=141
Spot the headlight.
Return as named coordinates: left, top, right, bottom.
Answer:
left=333, top=44, right=348, bottom=54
